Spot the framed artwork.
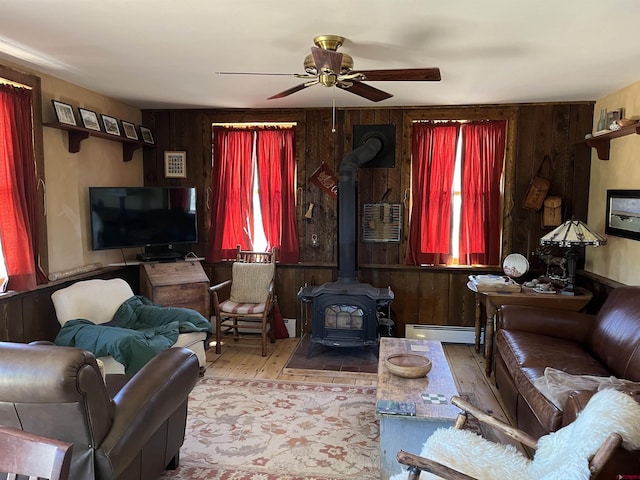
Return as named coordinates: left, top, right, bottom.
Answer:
left=78, top=108, right=101, bottom=131
left=51, top=100, right=77, bottom=126
left=605, top=189, right=640, bottom=241
left=101, top=114, right=121, bottom=136
left=121, top=121, right=138, bottom=140
left=139, top=126, right=154, bottom=144
left=605, top=109, right=623, bottom=129
left=164, top=151, right=187, bottom=178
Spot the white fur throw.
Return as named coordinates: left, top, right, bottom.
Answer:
left=390, top=389, right=640, bottom=480
left=533, top=367, right=640, bottom=410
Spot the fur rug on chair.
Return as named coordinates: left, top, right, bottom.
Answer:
left=391, top=389, right=640, bottom=480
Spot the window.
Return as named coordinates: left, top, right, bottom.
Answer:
left=206, top=124, right=299, bottom=263
left=0, top=67, right=45, bottom=291
left=406, top=120, right=507, bottom=266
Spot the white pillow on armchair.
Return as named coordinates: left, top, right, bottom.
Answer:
left=52, top=278, right=208, bottom=374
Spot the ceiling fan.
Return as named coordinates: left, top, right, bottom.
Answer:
left=217, top=35, right=441, bottom=102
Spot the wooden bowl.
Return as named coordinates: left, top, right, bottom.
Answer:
left=616, top=119, right=639, bottom=128
left=385, top=353, right=432, bottom=378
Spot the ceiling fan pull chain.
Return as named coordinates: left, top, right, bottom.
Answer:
left=332, top=86, right=336, bottom=134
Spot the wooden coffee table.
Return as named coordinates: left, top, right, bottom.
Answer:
left=377, top=338, right=460, bottom=479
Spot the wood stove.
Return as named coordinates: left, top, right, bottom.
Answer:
left=298, top=131, right=394, bottom=357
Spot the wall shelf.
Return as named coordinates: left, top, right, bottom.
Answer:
left=586, top=123, right=640, bottom=160
left=44, top=122, right=153, bottom=162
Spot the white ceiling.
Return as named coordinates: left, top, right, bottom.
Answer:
left=1, top=0, right=639, bottom=110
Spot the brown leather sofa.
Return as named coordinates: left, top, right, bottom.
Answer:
left=495, top=285, right=640, bottom=477
left=0, top=342, right=200, bottom=480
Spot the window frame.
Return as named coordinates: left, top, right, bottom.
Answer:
left=402, top=107, right=518, bottom=267
left=0, top=64, right=48, bottom=279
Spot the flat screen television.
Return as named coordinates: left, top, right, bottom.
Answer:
left=90, top=186, right=197, bottom=252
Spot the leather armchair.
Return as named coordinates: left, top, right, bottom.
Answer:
left=0, top=341, right=200, bottom=480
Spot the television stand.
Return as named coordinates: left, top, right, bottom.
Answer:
left=136, top=252, right=184, bottom=262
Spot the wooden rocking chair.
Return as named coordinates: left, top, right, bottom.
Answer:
left=210, top=245, right=277, bottom=357
left=396, top=389, right=637, bottom=480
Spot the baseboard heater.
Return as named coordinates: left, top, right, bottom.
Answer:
left=405, top=324, right=480, bottom=344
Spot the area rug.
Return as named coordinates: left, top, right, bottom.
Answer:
left=283, top=335, right=378, bottom=378
left=160, top=377, right=380, bottom=480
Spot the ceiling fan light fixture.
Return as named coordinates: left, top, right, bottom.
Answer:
left=303, top=54, right=317, bottom=75
left=339, top=53, right=354, bottom=74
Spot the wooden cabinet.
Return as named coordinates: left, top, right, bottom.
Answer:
left=140, top=261, right=210, bottom=318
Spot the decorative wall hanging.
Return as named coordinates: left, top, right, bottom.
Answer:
left=542, top=196, right=562, bottom=227
left=605, top=189, right=640, bottom=241
left=522, top=155, right=553, bottom=211
left=164, top=151, right=187, bottom=178
left=309, top=162, right=338, bottom=198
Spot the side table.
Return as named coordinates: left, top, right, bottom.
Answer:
left=468, top=283, right=592, bottom=376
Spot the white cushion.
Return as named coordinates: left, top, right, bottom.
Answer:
left=51, top=278, right=134, bottom=326
left=230, top=262, right=274, bottom=304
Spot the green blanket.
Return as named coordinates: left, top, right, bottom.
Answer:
left=54, top=295, right=211, bottom=374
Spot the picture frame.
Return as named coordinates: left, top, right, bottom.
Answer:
left=139, top=126, right=155, bottom=144
left=101, top=114, right=121, bottom=136
left=78, top=108, right=101, bottom=131
left=51, top=100, right=77, bottom=126
left=121, top=120, right=139, bottom=140
left=605, top=189, right=640, bottom=241
left=605, top=109, right=623, bottom=129
left=164, top=151, right=187, bottom=178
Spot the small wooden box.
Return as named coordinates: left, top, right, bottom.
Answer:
left=139, top=261, right=210, bottom=318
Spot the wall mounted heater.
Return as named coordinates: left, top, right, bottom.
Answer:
left=362, top=203, right=402, bottom=242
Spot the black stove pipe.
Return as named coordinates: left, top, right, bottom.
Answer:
left=337, top=134, right=384, bottom=283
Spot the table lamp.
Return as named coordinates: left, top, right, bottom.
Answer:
left=539, top=219, right=606, bottom=295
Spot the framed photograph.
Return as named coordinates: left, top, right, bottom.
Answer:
left=101, top=114, right=121, bottom=136
left=139, top=126, right=154, bottom=144
left=51, top=100, right=77, bottom=126
left=605, top=109, right=623, bottom=129
left=164, top=151, right=187, bottom=178
left=121, top=121, right=138, bottom=140
left=78, top=108, right=101, bottom=131
left=605, top=189, right=640, bottom=241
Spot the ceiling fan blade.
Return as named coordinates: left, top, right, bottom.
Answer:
left=267, top=80, right=318, bottom=100
left=337, top=81, right=393, bottom=102
left=216, top=71, right=315, bottom=79
left=311, top=47, right=343, bottom=74
left=355, top=68, right=441, bottom=82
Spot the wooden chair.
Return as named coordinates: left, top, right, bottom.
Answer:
left=0, top=426, right=73, bottom=480
left=210, top=245, right=277, bottom=357
left=396, top=390, right=635, bottom=480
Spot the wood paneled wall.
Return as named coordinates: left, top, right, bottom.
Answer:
left=138, top=102, right=594, bottom=336
left=0, top=267, right=138, bottom=344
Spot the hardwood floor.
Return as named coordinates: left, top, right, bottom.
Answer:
left=204, top=335, right=526, bottom=453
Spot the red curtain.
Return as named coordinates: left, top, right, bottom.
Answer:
left=0, top=84, right=41, bottom=290
left=406, top=122, right=460, bottom=265
left=207, top=127, right=299, bottom=263
left=256, top=129, right=299, bottom=263
left=458, top=120, right=506, bottom=265
left=206, top=128, right=254, bottom=261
